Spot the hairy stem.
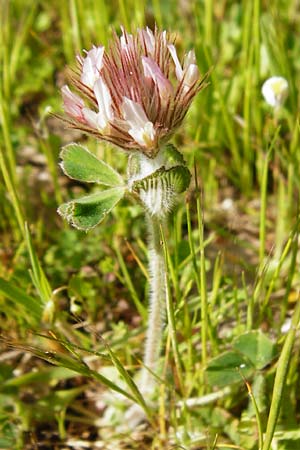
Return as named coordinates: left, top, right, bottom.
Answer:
left=140, top=214, right=166, bottom=394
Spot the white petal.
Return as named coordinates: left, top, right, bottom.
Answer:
left=82, top=108, right=107, bottom=130
left=184, top=64, right=199, bottom=87
left=122, top=97, right=150, bottom=129
left=94, top=78, right=113, bottom=124
left=128, top=122, right=155, bottom=147
left=142, top=57, right=173, bottom=100
left=183, top=50, right=197, bottom=69
left=81, top=46, right=104, bottom=88
left=120, top=28, right=134, bottom=51
left=144, top=121, right=155, bottom=139
left=62, top=85, right=84, bottom=117
left=261, top=76, right=288, bottom=108
left=122, top=98, right=155, bottom=146
left=168, top=44, right=183, bottom=81
left=139, top=27, right=155, bottom=55
left=82, top=108, right=98, bottom=128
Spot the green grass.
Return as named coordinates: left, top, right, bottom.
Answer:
left=1, top=1, right=300, bottom=449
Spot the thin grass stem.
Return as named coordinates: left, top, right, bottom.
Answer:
left=151, top=0, right=163, bottom=29
left=0, top=150, right=24, bottom=237
left=160, top=225, right=184, bottom=394
left=259, top=151, right=269, bottom=266
left=262, top=298, right=300, bottom=450
left=204, top=0, right=213, bottom=48
left=118, top=0, right=129, bottom=30
left=69, top=0, right=82, bottom=53
left=114, top=242, right=147, bottom=320
left=196, top=189, right=208, bottom=366
left=245, top=379, right=264, bottom=450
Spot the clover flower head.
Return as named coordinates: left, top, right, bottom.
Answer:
left=261, top=76, right=289, bottom=109
left=62, top=27, right=205, bottom=158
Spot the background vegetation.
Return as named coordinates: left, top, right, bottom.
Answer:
left=1, top=0, right=300, bottom=449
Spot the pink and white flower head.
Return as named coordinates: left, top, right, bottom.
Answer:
left=62, top=27, right=206, bottom=158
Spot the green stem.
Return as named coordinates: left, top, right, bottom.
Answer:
left=161, top=225, right=184, bottom=393
left=259, top=150, right=269, bottom=266
left=140, top=214, right=166, bottom=393
left=204, top=0, right=213, bottom=48
left=262, top=299, right=300, bottom=450
left=69, top=0, right=82, bottom=53
left=197, top=194, right=208, bottom=366
left=0, top=148, right=24, bottom=237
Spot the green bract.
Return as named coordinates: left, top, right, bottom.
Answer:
left=130, top=152, right=191, bottom=217
left=132, top=165, right=191, bottom=195
left=161, top=143, right=186, bottom=168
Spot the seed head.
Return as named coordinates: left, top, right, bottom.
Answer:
left=62, top=27, right=206, bottom=158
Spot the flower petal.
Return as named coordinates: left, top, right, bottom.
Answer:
left=138, top=27, right=155, bottom=55
left=168, top=44, right=183, bottom=81
left=261, top=76, right=289, bottom=108
left=81, top=46, right=104, bottom=88
left=82, top=108, right=104, bottom=129
left=122, top=97, right=150, bottom=128
left=120, top=27, right=134, bottom=52
left=184, top=64, right=199, bottom=87
left=62, top=85, right=84, bottom=119
left=183, top=50, right=197, bottom=69
left=128, top=122, right=155, bottom=148
left=122, top=97, right=155, bottom=147
left=142, top=56, right=173, bottom=101
left=93, top=78, right=113, bottom=125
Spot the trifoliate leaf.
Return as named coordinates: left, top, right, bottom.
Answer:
left=232, top=331, right=277, bottom=370
left=206, top=350, right=255, bottom=387
left=58, top=187, right=125, bottom=230
left=60, top=143, right=124, bottom=187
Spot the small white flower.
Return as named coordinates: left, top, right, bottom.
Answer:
left=221, top=198, right=234, bottom=211
left=281, top=318, right=292, bottom=334
left=261, top=76, right=289, bottom=109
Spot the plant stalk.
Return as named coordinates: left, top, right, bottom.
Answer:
left=262, top=298, right=300, bottom=450
left=140, top=214, right=166, bottom=394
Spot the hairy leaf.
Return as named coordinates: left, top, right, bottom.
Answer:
left=60, top=143, right=124, bottom=187
left=58, top=187, right=125, bottom=230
